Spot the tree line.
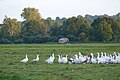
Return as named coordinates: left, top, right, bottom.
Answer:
left=0, top=7, right=120, bottom=44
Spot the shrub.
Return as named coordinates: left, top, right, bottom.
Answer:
left=66, top=34, right=77, bottom=41
left=33, top=35, right=50, bottom=43
left=50, top=36, right=58, bottom=42
left=23, top=36, right=50, bottom=43
left=0, top=39, right=11, bottom=44
left=14, top=39, right=23, bottom=44
left=57, top=35, right=64, bottom=39
left=23, top=36, right=35, bottom=43
left=4, top=36, right=17, bottom=42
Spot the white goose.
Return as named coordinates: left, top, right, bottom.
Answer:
left=90, top=53, right=97, bottom=64
left=74, top=54, right=79, bottom=63
left=111, top=54, right=117, bottom=64
left=99, top=52, right=106, bottom=64
left=97, top=52, right=101, bottom=64
left=45, top=53, right=55, bottom=64
left=104, top=52, right=111, bottom=63
left=62, top=55, right=68, bottom=63
left=68, top=57, right=74, bottom=64
left=58, top=55, right=63, bottom=64
left=79, top=52, right=82, bottom=57
left=79, top=54, right=86, bottom=63
left=117, top=53, right=120, bottom=63
left=21, top=54, right=28, bottom=63
left=32, top=55, right=39, bottom=62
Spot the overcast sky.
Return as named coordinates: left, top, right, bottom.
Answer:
left=0, top=0, right=120, bottom=23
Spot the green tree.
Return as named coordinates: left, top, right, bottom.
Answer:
left=22, top=20, right=47, bottom=36
left=91, top=17, right=113, bottom=41
left=49, top=26, right=62, bottom=36
left=113, top=20, right=120, bottom=41
left=54, top=17, right=63, bottom=27
left=105, top=18, right=120, bottom=41
left=62, top=16, right=90, bottom=37
left=21, top=7, right=42, bottom=21
left=0, top=24, right=4, bottom=38
left=46, top=17, right=55, bottom=27
left=21, top=7, right=47, bottom=36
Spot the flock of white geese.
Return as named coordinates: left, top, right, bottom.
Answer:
left=21, top=52, right=120, bottom=64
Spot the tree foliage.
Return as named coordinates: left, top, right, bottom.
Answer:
left=21, top=7, right=47, bottom=36
left=22, top=20, right=47, bottom=36
left=91, top=17, right=113, bottom=41
left=21, top=7, right=42, bottom=21
left=1, top=7, right=120, bottom=43
left=2, top=16, right=21, bottom=36
left=62, top=16, right=90, bottom=39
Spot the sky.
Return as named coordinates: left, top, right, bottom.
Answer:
left=0, top=0, right=120, bottom=23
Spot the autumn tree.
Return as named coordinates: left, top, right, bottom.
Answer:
left=2, top=16, right=21, bottom=36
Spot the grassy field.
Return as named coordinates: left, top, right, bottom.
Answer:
left=0, top=43, right=120, bottom=80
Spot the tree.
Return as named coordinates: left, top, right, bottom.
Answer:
left=45, top=17, right=66, bottom=36
left=45, top=17, right=55, bottom=28
left=2, top=16, right=21, bottom=36
left=22, top=20, right=47, bottom=36
left=105, top=18, right=120, bottom=41
left=21, top=7, right=47, bottom=36
left=49, top=26, right=61, bottom=36
left=62, top=16, right=90, bottom=37
left=0, top=24, right=4, bottom=38
left=54, top=17, right=63, bottom=27
left=91, top=17, right=113, bottom=41
left=21, top=7, right=42, bottom=21
left=113, top=20, right=120, bottom=41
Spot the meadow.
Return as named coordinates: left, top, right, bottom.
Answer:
left=0, top=43, right=120, bottom=80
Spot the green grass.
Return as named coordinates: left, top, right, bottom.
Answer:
left=0, top=43, right=120, bottom=80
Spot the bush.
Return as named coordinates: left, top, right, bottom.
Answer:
left=33, top=35, right=50, bottom=43
left=66, top=34, right=78, bottom=41
left=42, top=36, right=50, bottom=42
left=33, top=36, right=42, bottom=43
left=14, top=39, right=23, bottom=44
left=50, top=36, right=58, bottom=42
left=23, top=35, right=51, bottom=43
left=4, top=36, right=17, bottom=42
left=23, top=36, right=35, bottom=43
left=57, top=35, right=64, bottom=39
left=0, top=39, right=12, bottom=44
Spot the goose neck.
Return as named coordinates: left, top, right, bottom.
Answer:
left=97, top=53, right=99, bottom=58
left=26, top=54, right=27, bottom=58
